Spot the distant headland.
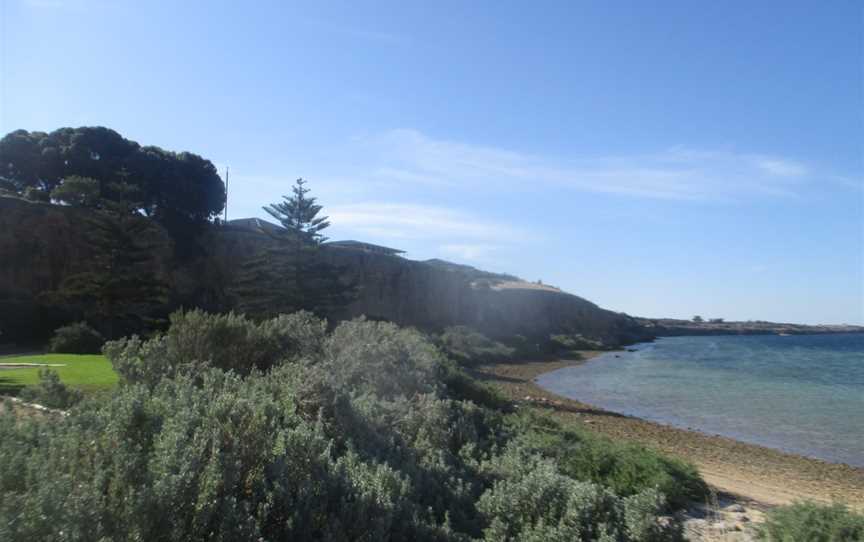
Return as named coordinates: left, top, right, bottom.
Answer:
left=636, top=317, right=864, bottom=337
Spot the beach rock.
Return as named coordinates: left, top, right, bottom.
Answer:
left=709, top=520, right=730, bottom=531
left=725, top=504, right=746, bottom=513
left=684, top=518, right=708, bottom=530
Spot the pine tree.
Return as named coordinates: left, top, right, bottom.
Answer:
left=233, top=178, right=354, bottom=317
left=263, top=178, right=330, bottom=244
left=41, top=213, right=170, bottom=338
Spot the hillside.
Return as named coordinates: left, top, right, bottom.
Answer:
left=0, top=196, right=648, bottom=346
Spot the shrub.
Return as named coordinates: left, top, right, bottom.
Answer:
left=104, top=309, right=327, bottom=386
left=440, top=359, right=512, bottom=411
left=162, top=309, right=312, bottom=373
left=2, top=313, right=698, bottom=541
left=18, top=369, right=82, bottom=409
left=0, top=371, right=450, bottom=541
left=48, top=321, right=104, bottom=354
left=758, top=501, right=864, bottom=541
left=438, top=326, right=515, bottom=366
left=478, top=445, right=681, bottom=541
left=548, top=333, right=603, bottom=354
left=323, top=318, right=443, bottom=399
left=505, top=410, right=708, bottom=511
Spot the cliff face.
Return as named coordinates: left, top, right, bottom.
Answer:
left=0, top=197, right=175, bottom=341
left=0, top=197, right=648, bottom=345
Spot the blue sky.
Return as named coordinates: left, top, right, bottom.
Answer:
left=2, top=0, right=862, bottom=324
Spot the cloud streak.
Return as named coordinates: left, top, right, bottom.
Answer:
left=327, top=202, right=530, bottom=243
left=360, top=129, right=826, bottom=201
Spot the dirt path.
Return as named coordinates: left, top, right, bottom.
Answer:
left=475, top=354, right=864, bottom=511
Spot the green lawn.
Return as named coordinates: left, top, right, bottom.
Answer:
left=0, top=354, right=118, bottom=395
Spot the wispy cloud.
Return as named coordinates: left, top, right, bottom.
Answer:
left=325, top=202, right=531, bottom=262
left=327, top=202, right=530, bottom=243
left=358, top=129, right=833, bottom=201
left=439, top=243, right=502, bottom=262
left=754, top=157, right=808, bottom=177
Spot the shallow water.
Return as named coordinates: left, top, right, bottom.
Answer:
left=536, top=334, right=864, bottom=466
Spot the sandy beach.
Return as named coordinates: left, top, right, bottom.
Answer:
left=474, top=352, right=864, bottom=511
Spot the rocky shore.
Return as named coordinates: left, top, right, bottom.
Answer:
left=474, top=354, right=864, bottom=516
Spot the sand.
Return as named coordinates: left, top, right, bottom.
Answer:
left=473, top=353, right=864, bottom=511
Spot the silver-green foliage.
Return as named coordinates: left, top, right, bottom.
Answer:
left=18, top=368, right=83, bottom=409
left=104, top=309, right=327, bottom=387
left=478, top=444, right=680, bottom=541
left=2, top=313, right=687, bottom=541
left=0, top=370, right=452, bottom=541
left=438, top=326, right=516, bottom=366
left=758, top=501, right=864, bottom=541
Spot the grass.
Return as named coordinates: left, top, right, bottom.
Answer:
left=0, top=354, right=118, bottom=395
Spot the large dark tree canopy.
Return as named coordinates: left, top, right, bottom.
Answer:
left=0, top=127, right=225, bottom=223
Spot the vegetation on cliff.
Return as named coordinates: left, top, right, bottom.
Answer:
left=233, top=178, right=355, bottom=317
left=0, top=127, right=225, bottom=225
left=41, top=212, right=170, bottom=338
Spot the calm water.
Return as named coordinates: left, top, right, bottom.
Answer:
left=536, top=334, right=864, bottom=466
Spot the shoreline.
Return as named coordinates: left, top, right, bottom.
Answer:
left=474, top=352, right=864, bottom=510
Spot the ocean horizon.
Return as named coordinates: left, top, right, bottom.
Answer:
left=536, top=333, right=864, bottom=467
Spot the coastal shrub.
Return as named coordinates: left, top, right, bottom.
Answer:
left=505, top=410, right=708, bottom=510
left=438, top=326, right=516, bottom=366
left=265, top=310, right=329, bottom=358
left=48, top=321, right=104, bottom=354
left=0, top=371, right=679, bottom=542
left=1, top=313, right=696, bottom=541
left=104, top=309, right=327, bottom=386
left=757, top=501, right=864, bottom=541
left=162, top=309, right=322, bottom=372
left=18, top=368, right=83, bottom=409
left=440, top=358, right=512, bottom=411
left=103, top=333, right=173, bottom=388
left=548, top=333, right=604, bottom=355
left=0, top=371, right=446, bottom=541
left=323, top=318, right=443, bottom=399
left=478, top=445, right=681, bottom=541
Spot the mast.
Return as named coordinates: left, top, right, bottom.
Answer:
left=224, top=166, right=229, bottom=222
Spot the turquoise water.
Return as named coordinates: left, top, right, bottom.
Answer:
left=536, top=334, right=864, bottom=466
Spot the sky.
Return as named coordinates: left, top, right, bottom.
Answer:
left=1, top=0, right=862, bottom=325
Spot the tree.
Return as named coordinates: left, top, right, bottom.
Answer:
left=0, top=127, right=225, bottom=225
left=692, top=315, right=704, bottom=323
left=50, top=176, right=101, bottom=208
left=233, top=178, right=353, bottom=317
left=23, top=186, right=50, bottom=203
left=41, top=213, right=170, bottom=338
left=263, top=178, right=330, bottom=243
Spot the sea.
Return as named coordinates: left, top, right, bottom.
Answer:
left=535, top=333, right=864, bottom=467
